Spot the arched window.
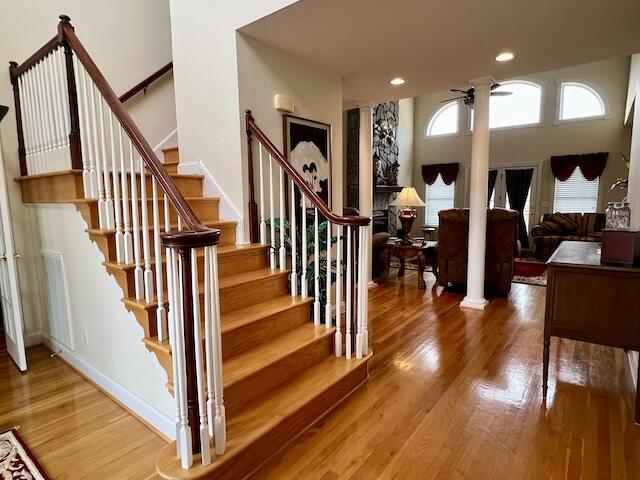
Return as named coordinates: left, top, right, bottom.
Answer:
left=558, top=82, right=605, bottom=121
left=470, top=81, right=543, bottom=130
left=426, top=101, right=458, bottom=137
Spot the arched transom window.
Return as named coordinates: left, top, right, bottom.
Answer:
left=558, top=82, right=605, bottom=121
left=469, top=80, right=543, bottom=130
left=425, top=101, right=458, bottom=137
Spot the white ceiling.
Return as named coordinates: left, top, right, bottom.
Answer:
left=240, top=0, right=640, bottom=104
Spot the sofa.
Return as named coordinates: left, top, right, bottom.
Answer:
left=437, top=208, right=520, bottom=296
left=531, top=212, right=604, bottom=260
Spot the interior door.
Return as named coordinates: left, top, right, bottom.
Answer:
left=0, top=127, right=27, bottom=371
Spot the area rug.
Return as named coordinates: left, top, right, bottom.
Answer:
left=513, top=258, right=547, bottom=287
left=0, top=429, right=49, bottom=479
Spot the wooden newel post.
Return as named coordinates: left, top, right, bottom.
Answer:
left=245, top=110, right=259, bottom=244
left=178, top=246, right=202, bottom=455
left=58, top=15, right=82, bottom=171
left=9, top=62, right=27, bottom=176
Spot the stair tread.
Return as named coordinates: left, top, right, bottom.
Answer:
left=86, top=219, right=236, bottom=236
left=158, top=353, right=368, bottom=474
left=75, top=196, right=218, bottom=205
left=143, top=294, right=311, bottom=351
left=104, top=243, right=268, bottom=271
left=15, top=169, right=201, bottom=180
left=223, top=323, right=332, bottom=387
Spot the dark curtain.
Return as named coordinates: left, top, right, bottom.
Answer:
left=421, top=163, right=459, bottom=185
left=487, top=170, right=498, bottom=207
left=505, top=168, right=533, bottom=249
left=550, top=152, right=608, bottom=181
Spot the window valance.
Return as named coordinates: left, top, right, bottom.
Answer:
left=421, top=163, right=459, bottom=185
left=550, top=152, right=608, bottom=181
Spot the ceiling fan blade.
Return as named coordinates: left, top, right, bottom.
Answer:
left=491, top=91, right=512, bottom=96
left=490, top=83, right=502, bottom=90
left=441, top=96, right=465, bottom=103
left=450, top=89, right=471, bottom=94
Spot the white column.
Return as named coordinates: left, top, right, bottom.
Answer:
left=358, top=104, right=374, bottom=287
left=460, top=77, right=494, bottom=311
left=628, top=89, right=640, bottom=229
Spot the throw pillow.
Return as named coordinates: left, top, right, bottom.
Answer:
left=536, top=220, right=563, bottom=236
left=548, top=212, right=579, bottom=234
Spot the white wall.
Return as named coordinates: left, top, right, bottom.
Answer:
left=236, top=34, right=344, bottom=212
left=410, top=57, right=632, bottom=234
left=0, top=0, right=176, bottom=337
left=169, top=0, right=300, bottom=240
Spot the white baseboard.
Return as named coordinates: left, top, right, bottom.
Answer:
left=24, top=331, right=43, bottom=347
left=629, top=351, right=639, bottom=388
left=153, top=128, right=178, bottom=157
left=178, top=159, right=246, bottom=244
left=40, top=334, right=175, bottom=440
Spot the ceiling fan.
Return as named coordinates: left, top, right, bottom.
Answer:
left=442, top=83, right=512, bottom=107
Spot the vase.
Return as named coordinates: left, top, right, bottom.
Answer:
left=605, top=202, right=631, bottom=230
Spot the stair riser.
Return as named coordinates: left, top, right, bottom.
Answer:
left=204, top=361, right=368, bottom=480
left=146, top=162, right=178, bottom=174
left=222, top=302, right=310, bottom=360
left=121, top=173, right=203, bottom=198
left=108, top=247, right=269, bottom=298
left=125, top=271, right=289, bottom=344
left=88, top=222, right=237, bottom=264
left=163, top=148, right=179, bottom=163
left=81, top=198, right=220, bottom=231
left=224, top=333, right=333, bottom=417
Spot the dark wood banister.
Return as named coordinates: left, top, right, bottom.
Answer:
left=119, top=61, right=173, bottom=103
left=58, top=17, right=209, bottom=235
left=245, top=110, right=370, bottom=228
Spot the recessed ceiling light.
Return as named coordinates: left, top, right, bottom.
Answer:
left=495, top=51, right=515, bottom=62
left=390, top=77, right=405, bottom=86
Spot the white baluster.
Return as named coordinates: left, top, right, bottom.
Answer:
left=153, top=178, right=167, bottom=340
left=207, top=245, right=226, bottom=455
left=139, top=155, right=154, bottom=303
left=301, top=196, right=308, bottom=298
left=191, top=251, right=211, bottom=465
left=42, top=54, right=61, bottom=170
left=175, top=251, right=193, bottom=468
left=325, top=221, right=332, bottom=329
left=109, top=113, right=124, bottom=262
left=90, top=82, right=106, bottom=226
left=258, top=145, right=266, bottom=245
left=335, top=225, right=343, bottom=356
left=56, top=50, right=70, bottom=148
left=360, top=225, right=369, bottom=355
left=72, top=55, right=90, bottom=195
left=346, top=226, right=352, bottom=359
left=51, top=51, right=67, bottom=165
left=38, top=59, right=56, bottom=170
left=356, top=227, right=364, bottom=359
left=28, top=67, right=45, bottom=174
left=279, top=166, right=286, bottom=270
left=269, top=154, right=275, bottom=269
left=56, top=48, right=71, bottom=137
left=290, top=180, right=297, bottom=296
left=33, top=64, right=49, bottom=172
left=166, top=247, right=181, bottom=459
left=79, top=66, right=97, bottom=198
left=313, top=207, right=320, bottom=326
left=129, top=140, right=143, bottom=300
left=17, top=76, right=33, bottom=174
left=118, top=125, right=133, bottom=263
left=98, top=97, right=114, bottom=229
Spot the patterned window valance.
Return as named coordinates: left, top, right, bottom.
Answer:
left=421, top=162, right=459, bottom=185
left=550, top=152, right=608, bottom=181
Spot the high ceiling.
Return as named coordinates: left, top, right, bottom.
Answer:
left=240, top=0, right=640, bottom=104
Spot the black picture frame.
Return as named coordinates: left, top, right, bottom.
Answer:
left=283, top=114, right=332, bottom=209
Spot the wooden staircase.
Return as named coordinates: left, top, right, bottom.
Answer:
left=17, top=146, right=370, bottom=479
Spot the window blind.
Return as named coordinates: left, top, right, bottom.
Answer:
left=424, top=175, right=455, bottom=226
left=553, top=168, right=599, bottom=213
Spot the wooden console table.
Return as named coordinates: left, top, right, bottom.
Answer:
left=379, top=240, right=437, bottom=289
left=543, top=241, right=640, bottom=423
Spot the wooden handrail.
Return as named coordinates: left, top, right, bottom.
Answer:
left=57, top=17, right=207, bottom=234
left=245, top=111, right=370, bottom=227
left=9, top=36, right=60, bottom=79
left=119, top=62, right=173, bottom=103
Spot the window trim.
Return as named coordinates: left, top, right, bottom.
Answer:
left=424, top=100, right=460, bottom=139
left=554, top=79, right=609, bottom=125
left=466, top=79, right=544, bottom=134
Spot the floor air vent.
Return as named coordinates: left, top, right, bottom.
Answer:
left=41, top=250, right=74, bottom=350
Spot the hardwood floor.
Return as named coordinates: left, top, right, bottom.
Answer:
left=0, top=344, right=166, bottom=479
left=253, top=272, right=640, bottom=479
left=2, top=271, right=639, bottom=479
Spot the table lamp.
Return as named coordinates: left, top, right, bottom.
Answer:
left=390, top=186, right=425, bottom=245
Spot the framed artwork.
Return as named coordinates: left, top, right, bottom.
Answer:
left=283, top=114, right=332, bottom=208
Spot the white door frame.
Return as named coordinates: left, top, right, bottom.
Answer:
left=0, top=127, right=27, bottom=370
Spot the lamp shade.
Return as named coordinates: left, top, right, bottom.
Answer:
left=0, top=105, right=8, bottom=123
left=390, top=186, right=425, bottom=207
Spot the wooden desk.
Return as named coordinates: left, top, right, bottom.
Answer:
left=544, top=241, right=640, bottom=422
